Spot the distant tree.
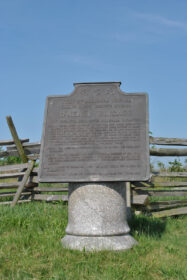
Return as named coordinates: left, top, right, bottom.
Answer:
left=168, top=159, right=185, bottom=172
left=157, top=161, right=166, bottom=171
left=5, top=156, right=22, bottom=165
left=0, top=147, right=22, bottom=165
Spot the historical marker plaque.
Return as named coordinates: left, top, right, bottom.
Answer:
left=39, top=82, right=149, bottom=182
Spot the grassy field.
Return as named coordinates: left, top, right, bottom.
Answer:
left=0, top=202, right=187, bottom=280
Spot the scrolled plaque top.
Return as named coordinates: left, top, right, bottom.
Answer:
left=39, top=82, right=149, bottom=182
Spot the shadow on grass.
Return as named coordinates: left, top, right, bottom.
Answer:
left=129, top=214, right=166, bottom=238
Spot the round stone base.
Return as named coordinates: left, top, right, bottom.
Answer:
left=61, top=234, right=138, bottom=251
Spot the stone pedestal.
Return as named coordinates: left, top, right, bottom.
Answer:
left=61, top=182, right=137, bottom=251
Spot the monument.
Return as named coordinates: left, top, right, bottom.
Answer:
left=39, top=82, right=149, bottom=251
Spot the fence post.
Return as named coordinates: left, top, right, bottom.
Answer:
left=6, top=116, right=28, bottom=163
left=11, top=160, right=35, bottom=207
left=126, top=182, right=132, bottom=220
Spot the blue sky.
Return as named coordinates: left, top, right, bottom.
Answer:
left=0, top=0, right=187, bottom=148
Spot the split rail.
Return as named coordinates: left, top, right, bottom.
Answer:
left=0, top=117, right=187, bottom=217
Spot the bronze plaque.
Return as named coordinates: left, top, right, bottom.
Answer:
left=39, top=82, right=149, bottom=182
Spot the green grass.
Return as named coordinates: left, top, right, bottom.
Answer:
left=0, top=203, right=187, bottom=280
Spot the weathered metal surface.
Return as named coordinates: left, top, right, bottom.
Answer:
left=39, top=82, right=149, bottom=182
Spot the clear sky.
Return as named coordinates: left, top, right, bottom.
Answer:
left=0, top=0, right=187, bottom=146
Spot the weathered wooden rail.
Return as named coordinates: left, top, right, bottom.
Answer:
left=1, top=132, right=187, bottom=217
left=130, top=136, right=187, bottom=217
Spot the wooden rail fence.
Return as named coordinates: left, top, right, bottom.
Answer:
left=0, top=118, right=187, bottom=217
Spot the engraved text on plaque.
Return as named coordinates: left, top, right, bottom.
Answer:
left=39, top=82, right=149, bottom=182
